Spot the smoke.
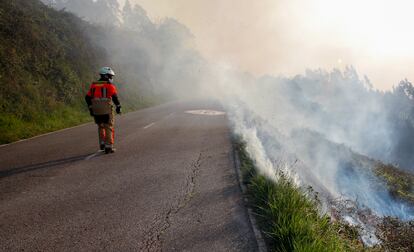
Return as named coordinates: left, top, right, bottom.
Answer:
left=212, top=66, right=414, bottom=221
left=119, top=0, right=414, bottom=90
left=43, top=0, right=414, bottom=240
left=42, top=0, right=207, bottom=104
left=205, top=66, right=414, bottom=246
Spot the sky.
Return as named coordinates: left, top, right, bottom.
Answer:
left=127, top=0, right=414, bottom=90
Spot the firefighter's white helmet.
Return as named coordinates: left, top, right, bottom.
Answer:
left=99, top=67, right=116, bottom=76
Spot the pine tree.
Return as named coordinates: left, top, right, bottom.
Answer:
left=122, top=1, right=152, bottom=32
left=91, top=0, right=121, bottom=27
left=41, top=0, right=121, bottom=27
left=122, top=0, right=133, bottom=27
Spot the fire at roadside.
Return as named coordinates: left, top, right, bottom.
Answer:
left=329, top=161, right=414, bottom=251
left=374, top=163, right=414, bottom=251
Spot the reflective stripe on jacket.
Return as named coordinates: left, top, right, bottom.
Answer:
left=86, top=81, right=119, bottom=115
left=87, top=81, right=118, bottom=99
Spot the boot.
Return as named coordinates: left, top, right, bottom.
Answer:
left=105, top=147, right=115, bottom=154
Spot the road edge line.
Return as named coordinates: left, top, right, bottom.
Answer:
left=0, top=102, right=178, bottom=148
left=232, top=145, right=268, bottom=252
left=0, top=122, right=93, bottom=148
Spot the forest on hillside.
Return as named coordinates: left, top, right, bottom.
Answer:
left=0, top=0, right=105, bottom=143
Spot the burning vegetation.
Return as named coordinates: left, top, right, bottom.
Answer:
left=236, top=139, right=414, bottom=251
left=375, top=163, right=414, bottom=205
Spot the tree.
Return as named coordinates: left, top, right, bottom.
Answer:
left=41, top=0, right=121, bottom=27
left=123, top=1, right=153, bottom=32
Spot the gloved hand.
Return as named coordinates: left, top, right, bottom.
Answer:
left=89, top=107, right=94, bottom=116
left=116, top=105, right=122, bottom=114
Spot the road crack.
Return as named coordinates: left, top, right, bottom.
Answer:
left=139, top=152, right=203, bottom=251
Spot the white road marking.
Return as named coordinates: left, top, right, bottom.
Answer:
left=85, top=151, right=103, bottom=160
left=142, top=113, right=172, bottom=130
left=186, top=110, right=226, bottom=116
left=143, top=122, right=155, bottom=129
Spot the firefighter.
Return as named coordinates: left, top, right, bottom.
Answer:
left=85, top=67, right=122, bottom=154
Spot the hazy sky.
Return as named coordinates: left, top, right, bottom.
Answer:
left=128, top=0, right=414, bottom=90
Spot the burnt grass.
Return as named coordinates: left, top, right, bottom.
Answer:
left=374, top=163, right=414, bottom=205
left=373, top=163, right=414, bottom=251
left=377, top=217, right=414, bottom=251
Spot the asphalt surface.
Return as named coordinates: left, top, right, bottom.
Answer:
left=0, top=100, right=258, bottom=251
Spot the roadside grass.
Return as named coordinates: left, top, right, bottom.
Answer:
left=0, top=94, right=163, bottom=145
left=0, top=96, right=163, bottom=145
left=0, top=105, right=91, bottom=144
left=234, top=140, right=368, bottom=252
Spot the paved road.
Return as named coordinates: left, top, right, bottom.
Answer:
left=0, top=101, right=258, bottom=251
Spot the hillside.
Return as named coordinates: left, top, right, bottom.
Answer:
left=0, top=0, right=106, bottom=143
left=0, top=0, right=204, bottom=144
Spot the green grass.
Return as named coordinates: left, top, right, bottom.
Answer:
left=0, top=98, right=162, bottom=144
left=234, top=140, right=367, bottom=252
left=0, top=104, right=92, bottom=144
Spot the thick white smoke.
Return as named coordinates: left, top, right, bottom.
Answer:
left=205, top=66, right=414, bottom=246
left=208, top=65, right=414, bottom=221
